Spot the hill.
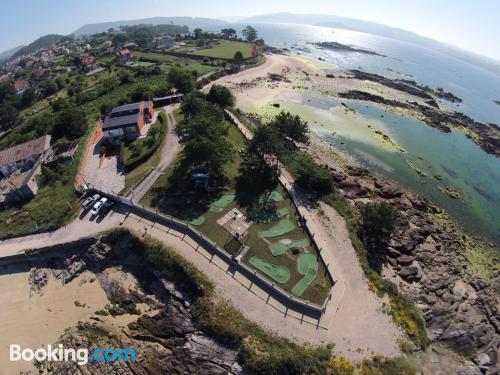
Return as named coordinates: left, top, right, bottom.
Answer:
left=11, top=34, right=71, bottom=60
left=73, top=16, right=226, bottom=35
left=0, top=45, right=23, bottom=63
left=240, top=12, right=500, bottom=76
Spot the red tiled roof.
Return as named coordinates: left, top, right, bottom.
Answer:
left=14, top=79, right=29, bottom=91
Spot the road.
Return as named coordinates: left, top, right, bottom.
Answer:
left=126, top=104, right=181, bottom=203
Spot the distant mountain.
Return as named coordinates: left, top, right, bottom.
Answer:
left=73, top=16, right=227, bottom=35
left=0, top=45, right=23, bottom=63
left=240, top=13, right=500, bottom=76
left=10, top=34, right=71, bottom=60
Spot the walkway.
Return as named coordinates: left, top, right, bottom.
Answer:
left=125, top=105, right=181, bottom=203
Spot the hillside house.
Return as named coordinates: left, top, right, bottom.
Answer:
left=0, top=135, right=51, bottom=178
left=80, top=55, right=100, bottom=73
left=102, top=101, right=154, bottom=143
left=14, top=79, right=29, bottom=95
left=115, top=48, right=133, bottom=64
left=148, top=35, right=175, bottom=49
left=0, top=135, right=52, bottom=208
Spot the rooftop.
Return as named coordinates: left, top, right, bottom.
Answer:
left=0, top=135, right=51, bottom=166
left=110, top=101, right=144, bottom=115
left=103, top=113, right=139, bottom=130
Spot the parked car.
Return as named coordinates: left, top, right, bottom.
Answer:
left=82, top=194, right=100, bottom=210
left=99, top=200, right=115, bottom=217
left=91, top=197, right=108, bottom=216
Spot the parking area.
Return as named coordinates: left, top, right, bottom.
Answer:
left=82, top=142, right=125, bottom=194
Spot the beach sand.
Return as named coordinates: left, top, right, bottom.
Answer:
left=0, top=264, right=141, bottom=374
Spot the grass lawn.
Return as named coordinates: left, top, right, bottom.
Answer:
left=122, top=110, right=167, bottom=190
left=193, top=40, right=254, bottom=60
left=142, top=123, right=332, bottom=304
left=134, top=51, right=219, bottom=76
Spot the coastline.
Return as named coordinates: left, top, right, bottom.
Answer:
left=209, top=52, right=499, bottom=372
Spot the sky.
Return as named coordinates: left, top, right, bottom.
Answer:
left=1, top=0, right=499, bottom=60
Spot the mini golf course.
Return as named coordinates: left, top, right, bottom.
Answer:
left=269, top=238, right=309, bottom=256
left=259, top=190, right=284, bottom=204
left=292, top=253, right=319, bottom=296
left=258, top=219, right=295, bottom=238
left=249, top=256, right=290, bottom=283
left=209, top=194, right=235, bottom=212
left=249, top=207, right=289, bottom=223
left=189, top=216, right=206, bottom=226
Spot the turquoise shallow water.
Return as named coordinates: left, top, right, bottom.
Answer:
left=322, top=101, right=500, bottom=241
left=229, top=23, right=500, bottom=242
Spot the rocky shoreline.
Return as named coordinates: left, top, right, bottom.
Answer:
left=337, top=88, right=500, bottom=157
left=305, top=142, right=499, bottom=374
left=314, top=41, right=386, bottom=57
left=22, top=238, right=243, bottom=374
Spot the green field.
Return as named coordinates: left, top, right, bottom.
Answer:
left=193, top=40, right=254, bottom=59
left=249, top=256, right=290, bottom=283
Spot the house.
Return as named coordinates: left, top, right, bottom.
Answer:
left=0, top=135, right=51, bottom=178
left=148, top=35, right=175, bottom=49
left=0, top=135, right=52, bottom=208
left=0, top=74, right=9, bottom=83
left=14, top=79, right=29, bottom=95
left=79, top=55, right=100, bottom=73
left=102, top=101, right=154, bottom=142
left=0, top=165, right=41, bottom=208
left=115, top=48, right=133, bottom=64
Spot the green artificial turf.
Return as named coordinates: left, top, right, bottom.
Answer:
left=249, top=256, right=290, bottom=283
left=258, top=219, right=295, bottom=238
left=269, top=238, right=309, bottom=256
left=292, top=253, right=319, bottom=296
left=210, top=194, right=236, bottom=212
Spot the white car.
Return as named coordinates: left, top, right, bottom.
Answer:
left=91, top=197, right=108, bottom=216
left=82, top=194, right=100, bottom=210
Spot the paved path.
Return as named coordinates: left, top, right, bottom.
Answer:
left=126, top=105, right=181, bottom=203
left=0, top=209, right=125, bottom=257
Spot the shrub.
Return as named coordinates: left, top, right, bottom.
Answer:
left=288, top=152, right=333, bottom=195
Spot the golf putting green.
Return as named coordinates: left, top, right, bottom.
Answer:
left=258, top=219, right=295, bottom=238
left=249, top=256, right=290, bottom=283
left=250, top=207, right=289, bottom=223
left=189, top=216, right=205, bottom=226
left=269, top=238, right=309, bottom=256
left=209, top=194, right=235, bottom=212
left=292, top=253, right=318, bottom=296
left=259, top=190, right=284, bottom=204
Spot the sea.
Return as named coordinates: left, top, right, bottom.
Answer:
left=227, top=23, right=500, bottom=243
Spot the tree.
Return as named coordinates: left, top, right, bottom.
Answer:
left=233, top=51, right=244, bottom=63
left=167, top=67, right=196, bottom=94
left=358, top=203, right=399, bottom=269
left=20, top=88, right=36, bottom=108
left=52, top=107, right=87, bottom=140
left=221, top=28, right=237, bottom=39
left=242, top=25, right=258, bottom=42
left=207, top=85, right=235, bottom=107
left=112, top=33, right=127, bottom=45
left=193, top=28, right=203, bottom=39
left=177, top=106, right=234, bottom=175
left=288, top=153, right=333, bottom=195
left=40, top=79, right=58, bottom=97
left=269, top=111, right=309, bottom=145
